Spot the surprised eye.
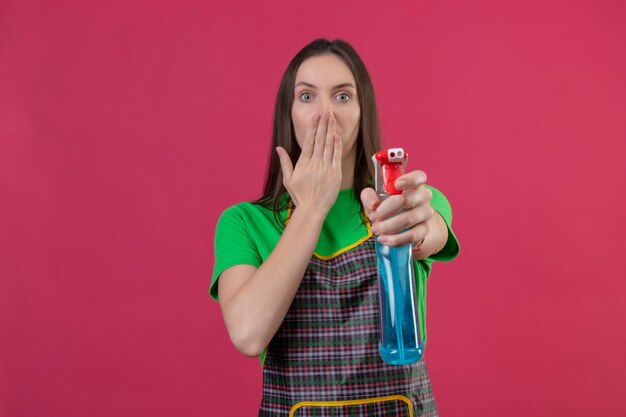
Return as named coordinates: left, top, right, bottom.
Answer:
left=336, top=93, right=350, bottom=102
left=297, top=91, right=353, bottom=103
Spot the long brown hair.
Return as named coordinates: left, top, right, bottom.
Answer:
left=252, top=38, right=382, bottom=231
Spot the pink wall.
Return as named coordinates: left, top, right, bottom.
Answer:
left=1, top=0, right=625, bottom=416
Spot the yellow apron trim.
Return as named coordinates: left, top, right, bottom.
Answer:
left=285, top=201, right=373, bottom=260
left=289, top=394, right=414, bottom=417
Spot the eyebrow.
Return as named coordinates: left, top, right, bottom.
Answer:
left=295, top=81, right=356, bottom=90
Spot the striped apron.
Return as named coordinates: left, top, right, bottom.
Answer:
left=259, top=236, right=439, bottom=417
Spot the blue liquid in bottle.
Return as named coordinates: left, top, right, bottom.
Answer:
left=376, top=235, right=424, bottom=365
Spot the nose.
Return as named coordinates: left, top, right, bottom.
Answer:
left=319, top=99, right=335, bottom=119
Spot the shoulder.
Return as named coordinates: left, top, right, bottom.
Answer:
left=215, top=198, right=289, bottom=233
left=215, top=202, right=258, bottom=231
left=217, top=200, right=272, bottom=219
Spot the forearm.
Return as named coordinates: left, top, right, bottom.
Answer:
left=412, top=210, right=448, bottom=261
left=222, top=205, right=325, bottom=356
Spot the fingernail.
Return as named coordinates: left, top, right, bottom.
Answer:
left=378, top=236, right=388, bottom=244
left=371, top=224, right=379, bottom=234
left=396, top=180, right=407, bottom=189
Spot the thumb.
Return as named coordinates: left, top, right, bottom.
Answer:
left=275, top=147, right=293, bottom=185
left=360, top=187, right=380, bottom=220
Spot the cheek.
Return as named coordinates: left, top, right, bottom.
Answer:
left=340, top=105, right=359, bottom=123
left=347, top=112, right=361, bottom=139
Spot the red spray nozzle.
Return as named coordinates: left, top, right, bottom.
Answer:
left=372, top=148, right=409, bottom=195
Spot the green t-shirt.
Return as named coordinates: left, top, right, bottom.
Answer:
left=210, top=185, right=460, bottom=362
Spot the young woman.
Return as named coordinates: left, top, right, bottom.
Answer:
left=210, top=38, right=460, bottom=417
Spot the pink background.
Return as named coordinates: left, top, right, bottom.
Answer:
left=1, top=0, right=625, bottom=416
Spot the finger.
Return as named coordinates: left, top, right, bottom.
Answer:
left=371, top=194, right=405, bottom=223
left=394, top=169, right=428, bottom=190
left=376, top=222, right=429, bottom=248
left=370, top=204, right=433, bottom=236
left=374, top=185, right=433, bottom=222
left=313, top=111, right=330, bottom=160
left=360, top=187, right=381, bottom=221
left=331, top=133, right=342, bottom=171
left=300, top=113, right=320, bottom=162
left=275, top=146, right=293, bottom=185
left=322, top=116, right=336, bottom=164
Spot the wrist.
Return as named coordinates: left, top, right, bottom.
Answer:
left=430, top=211, right=448, bottom=255
left=291, top=204, right=327, bottom=225
left=411, top=210, right=447, bottom=259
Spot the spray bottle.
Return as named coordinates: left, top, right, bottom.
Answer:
left=372, top=148, right=424, bottom=365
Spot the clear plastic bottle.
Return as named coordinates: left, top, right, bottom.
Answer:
left=372, top=148, right=424, bottom=365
